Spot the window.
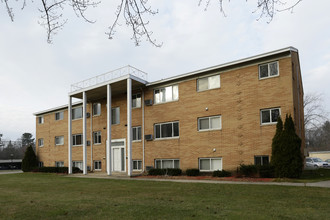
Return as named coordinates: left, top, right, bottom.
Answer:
left=55, top=111, right=64, bottom=121
left=72, top=107, right=82, bottom=120
left=259, top=61, right=279, bottom=79
left=93, top=103, right=101, bottom=116
left=132, top=126, right=141, bottom=141
left=73, top=134, right=82, bottom=146
left=73, top=161, right=83, bottom=170
left=93, top=131, right=101, bottom=144
left=38, top=138, right=44, bottom=147
left=55, top=136, right=64, bottom=145
left=155, top=121, right=179, bottom=139
left=198, top=116, right=221, bottom=131
left=111, top=107, right=120, bottom=125
left=38, top=161, right=44, bottom=167
left=133, top=160, right=142, bottom=170
left=199, top=158, right=222, bottom=171
left=197, top=75, right=220, bottom=91
left=94, top=161, right=101, bottom=170
left=254, top=156, right=269, bottom=166
left=55, top=161, right=64, bottom=167
left=132, top=94, right=141, bottom=108
left=261, top=108, right=280, bottom=125
left=154, top=85, right=179, bottom=104
left=155, top=159, right=180, bottom=169
left=38, top=116, right=44, bottom=124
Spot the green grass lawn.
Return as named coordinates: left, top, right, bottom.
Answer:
left=0, top=173, right=329, bottom=219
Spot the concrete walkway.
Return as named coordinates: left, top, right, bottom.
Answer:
left=68, top=173, right=330, bottom=188
left=0, top=170, right=23, bottom=175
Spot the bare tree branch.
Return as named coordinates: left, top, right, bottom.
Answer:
left=1, top=0, right=302, bottom=45
left=304, top=93, right=328, bottom=130
left=2, top=0, right=14, bottom=21
left=106, top=0, right=162, bottom=47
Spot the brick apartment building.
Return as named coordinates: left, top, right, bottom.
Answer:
left=34, top=47, right=304, bottom=176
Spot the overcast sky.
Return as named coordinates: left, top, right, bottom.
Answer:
left=1, top=0, right=330, bottom=141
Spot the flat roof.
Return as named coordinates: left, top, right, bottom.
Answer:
left=148, top=46, right=297, bottom=86
left=34, top=46, right=298, bottom=116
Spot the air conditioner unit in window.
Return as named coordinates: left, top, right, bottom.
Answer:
left=145, top=134, right=153, bottom=141
left=86, top=112, right=90, bottom=118
left=144, top=99, right=153, bottom=106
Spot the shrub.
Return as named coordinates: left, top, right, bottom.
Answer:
left=148, top=168, right=182, bottom=176
left=165, top=168, right=182, bottom=176
left=239, top=164, right=258, bottom=177
left=33, top=167, right=82, bottom=174
left=271, top=115, right=303, bottom=178
left=22, top=145, right=38, bottom=172
left=186, top=169, right=200, bottom=176
left=258, top=165, right=275, bottom=178
left=212, top=170, right=231, bottom=177
left=148, top=168, right=165, bottom=176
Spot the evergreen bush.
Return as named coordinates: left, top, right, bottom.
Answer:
left=239, top=164, right=258, bottom=177
left=186, top=169, right=200, bottom=176
left=271, top=115, right=303, bottom=178
left=148, top=168, right=165, bottom=176
left=21, top=145, right=38, bottom=172
left=212, top=170, right=231, bottom=177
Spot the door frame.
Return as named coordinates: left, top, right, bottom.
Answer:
left=111, top=138, right=126, bottom=172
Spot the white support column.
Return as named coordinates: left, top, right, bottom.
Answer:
left=68, top=96, right=72, bottom=174
left=127, top=78, right=132, bottom=176
left=107, top=84, right=112, bottom=175
left=83, top=91, right=87, bottom=175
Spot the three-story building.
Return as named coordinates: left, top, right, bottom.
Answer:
left=34, top=47, right=304, bottom=176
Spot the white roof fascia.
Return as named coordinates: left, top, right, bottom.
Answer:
left=148, top=46, right=298, bottom=86
left=33, top=101, right=82, bottom=116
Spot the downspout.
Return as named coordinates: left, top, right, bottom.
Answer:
left=142, top=88, right=145, bottom=173
left=90, top=102, right=93, bottom=171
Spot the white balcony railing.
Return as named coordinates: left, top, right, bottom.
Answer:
left=70, top=65, right=148, bottom=92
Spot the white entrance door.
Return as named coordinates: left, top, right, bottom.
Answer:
left=111, top=139, right=126, bottom=172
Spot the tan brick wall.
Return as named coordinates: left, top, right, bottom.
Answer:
left=36, top=53, right=303, bottom=173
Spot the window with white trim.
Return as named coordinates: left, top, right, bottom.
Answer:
left=199, top=158, right=222, bottom=171
left=261, top=108, right=280, bottom=125
left=198, top=115, right=221, bottom=131
left=93, top=103, right=101, bottom=116
left=93, top=131, right=101, bottom=144
left=259, top=61, right=279, bottom=79
left=111, top=107, right=120, bottom=125
left=155, top=121, right=179, bottom=139
left=133, top=160, right=142, bottom=170
left=38, top=138, right=44, bottom=147
left=132, top=94, right=141, bottom=108
left=94, top=161, right=101, bottom=170
left=55, top=111, right=64, bottom=121
left=38, top=116, right=44, bottom=124
left=72, top=134, right=82, bottom=146
left=72, top=107, right=82, bottom=120
left=197, top=75, right=220, bottom=91
left=154, top=85, right=179, bottom=104
left=55, top=161, right=64, bottom=167
left=132, top=126, right=141, bottom=141
left=254, top=156, right=269, bottom=166
left=155, top=159, right=180, bottom=169
left=55, top=136, right=64, bottom=145
left=73, top=161, right=83, bottom=170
